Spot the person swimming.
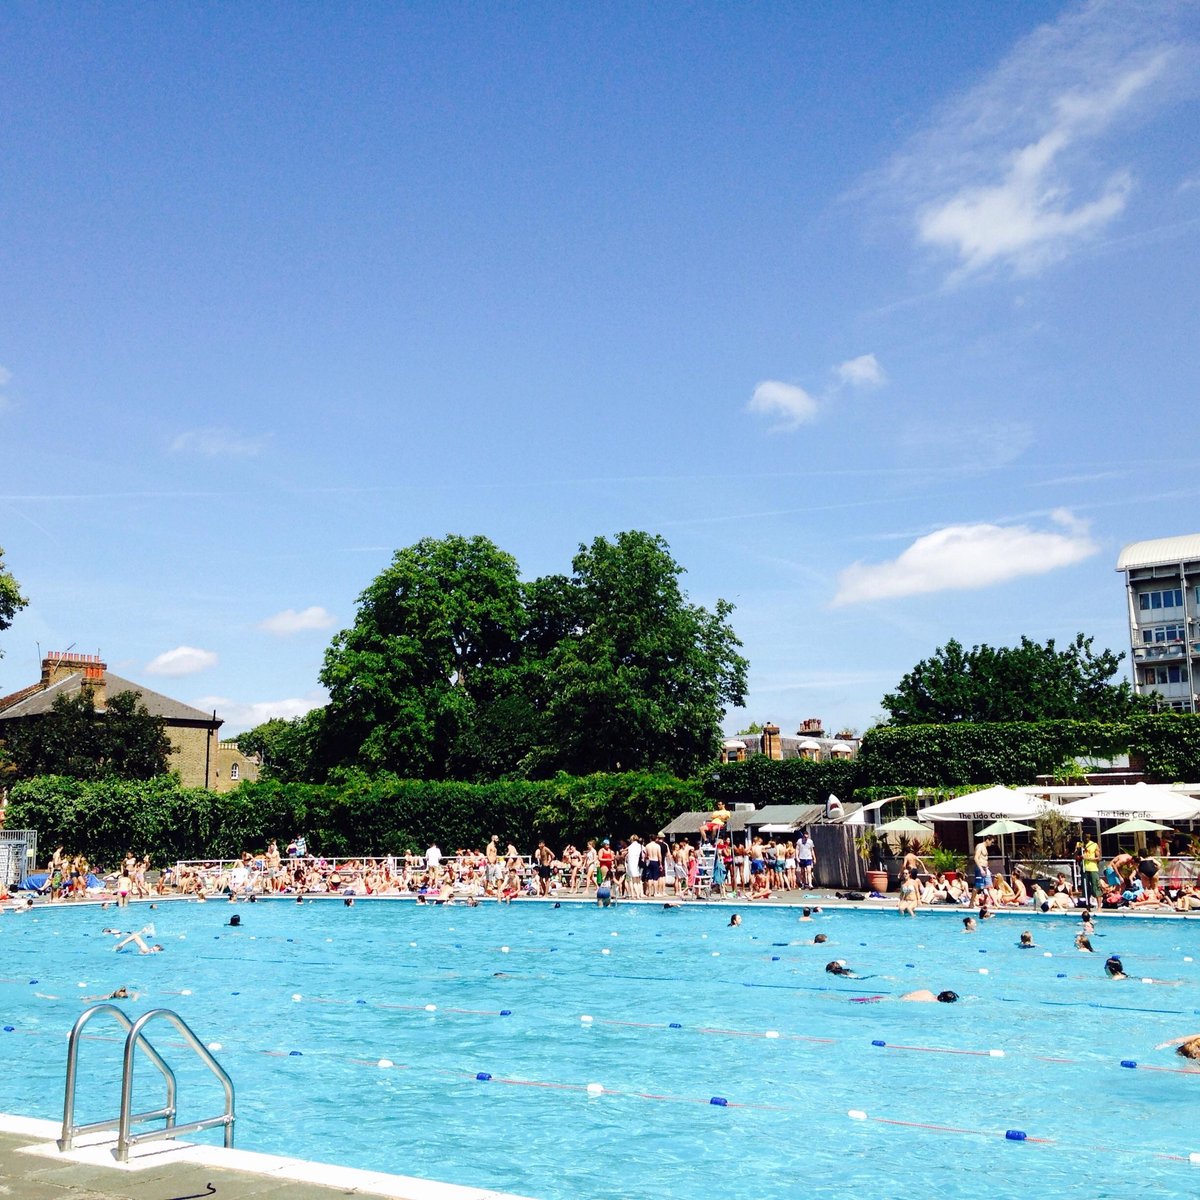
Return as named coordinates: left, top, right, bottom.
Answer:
left=1075, top=932, right=1095, bottom=952
left=962, top=916, right=977, bottom=932
left=728, top=913, right=741, bottom=927
left=900, top=989, right=959, bottom=1003
left=813, top=933, right=828, bottom=944
left=1105, top=955, right=1127, bottom=979
left=1018, top=930, right=1035, bottom=948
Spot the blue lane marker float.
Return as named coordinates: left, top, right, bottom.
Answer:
left=500, top=1010, right=512, bottom=1016
left=289, top=1050, right=303, bottom=1056
left=669, top=1022, right=682, bottom=1029
left=3, top=1026, right=13, bottom=1032
left=872, top=1040, right=887, bottom=1047
left=1121, top=1060, right=1138, bottom=1068
left=1005, top=1130, right=1027, bottom=1141
left=709, top=1096, right=728, bottom=1106
left=28, top=980, right=37, bottom=985
left=476, top=1072, right=492, bottom=1081
left=771, top=956, right=780, bottom=961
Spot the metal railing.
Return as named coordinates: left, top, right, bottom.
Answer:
left=60, top=1004, right=234, bottom=1162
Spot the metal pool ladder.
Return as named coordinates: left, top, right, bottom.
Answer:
left=60, top=1004, right=235, bottom=1162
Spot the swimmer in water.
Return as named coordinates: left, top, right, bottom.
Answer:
left=813, top=933, right=828, bottom=944
left=81, top=986, right=138, bottom=1002
left=1105, top=955, right=1127, bottom=979
left=962, top=916, right=977, bottom=932
left=1075, top=932, right=1095, bottom=952
left=1156, top=1035, right=1200, bottom=1060
left=113, top=928, right=163, bottom=955
left=728, top=913, right=741, bottom=927
left=1018, top=930, right=1035, bottom=948
left=900, top=990, right=960, bottom=1003
left=799, top=908, right=812, bottom=921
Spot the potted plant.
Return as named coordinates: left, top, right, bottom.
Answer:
left=929, top=844, right=966, bottom=881
left=855, top=830, right=889, bottom=894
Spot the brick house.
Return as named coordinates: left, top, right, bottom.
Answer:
left=0, top=651, right=258, bottom=791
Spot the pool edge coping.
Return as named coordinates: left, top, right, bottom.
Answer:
left=0, top=1111, right=537, bottom=1200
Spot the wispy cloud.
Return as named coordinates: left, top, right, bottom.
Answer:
left=145, top=645, right=219, bottom=676
left=883, top=1, right=1193, bottom=277
left=831, top=509, right=1097, bottom=606
left=259, top=606, right=337, bottom=636
left=749, top=352, right=886, bottom=431
left=193, top=692, right=325, bottom=733
left=170, top=427, right=268, bottom=457
left=900, top=420, right=1035, bottom=473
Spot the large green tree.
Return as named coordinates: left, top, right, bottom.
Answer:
left=3, top=687, right=173, bottom=780
left=317, top=535, right=527, bottom=778
left=309, top=530, right=748, bottom=782
left=536, top=531, right=748, bottom=776
left=881, top=633, right=1149, bottom=726
left=235, top=710, right=325, bottom=782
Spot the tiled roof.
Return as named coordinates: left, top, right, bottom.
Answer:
left=0, top=671, right=219, bottom=726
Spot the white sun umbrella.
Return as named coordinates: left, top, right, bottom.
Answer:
left=916, top=785, right=1044, bottom=821
left=1058, top=782, right=1200, bottom=822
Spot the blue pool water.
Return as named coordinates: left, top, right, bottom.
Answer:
left=3, top=899, right=1199, bottom=1199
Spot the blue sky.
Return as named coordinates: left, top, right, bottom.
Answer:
left=1, top=0, right=1197, bottom=737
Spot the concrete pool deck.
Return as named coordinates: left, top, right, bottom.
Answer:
left=0, top=1115, right=532, bottom=1200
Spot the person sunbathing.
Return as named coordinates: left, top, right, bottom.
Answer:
left=993, top=875, right=1018, bottom=905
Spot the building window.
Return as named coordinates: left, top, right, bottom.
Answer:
left=1142, top=624, right=1186, bottom=644
left=1142, top=665, right=1190, bottom=686
left=1139, top=588, right=1183, bottom=612
left=230, top=763, right=239, bottom=781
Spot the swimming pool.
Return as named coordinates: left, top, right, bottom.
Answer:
left=3, top=900, right=1199, bottom=1199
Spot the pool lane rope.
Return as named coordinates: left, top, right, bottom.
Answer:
left=847, top=1108, right=1200, bottom=1165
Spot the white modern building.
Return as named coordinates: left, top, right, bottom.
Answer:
left=1116, top=534, right=1200, bottom=713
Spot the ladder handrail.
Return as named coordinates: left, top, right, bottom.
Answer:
left=116, top=1009, right=235, bottom=1161
left=59, top=1003, right=177, bottom=1151
left=59, top=1003, right=235, bottom=1162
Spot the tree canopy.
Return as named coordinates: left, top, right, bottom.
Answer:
left=880, top=634, right=1149, bottom=726
left=0, top=545, right=27, bottom=656
left=289, top=530, right=747, bottom=782
left=2, top=687, right=173, bottom=780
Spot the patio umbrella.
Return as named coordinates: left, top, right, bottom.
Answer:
left=1059, top=782, right=1200, bottom=822
left=975, top=819, right=1035, bottom=837
left=1103, top=818, right=1173, bottom=836
left=974, top=819, right=1035, bottom=878
left=916, top=785, right=1044, bottom=821
left=876, top=816, right=932, bottom=835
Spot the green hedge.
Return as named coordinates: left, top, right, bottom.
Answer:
left=4, top=770, right=704, bottom=868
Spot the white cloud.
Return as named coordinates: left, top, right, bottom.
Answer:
left=749, top=353, right=886, bottom=431
left=170, top=427, right=267, bottom=457
left=193, top=692, right=326, bottom=733
left=145, top=645, right=219, bottom=677
left=835, top=353, right=887, bottom=388
left=747, top=380, right=819, bottom=431
left=259, top=606, right=337, bottom=636
left=882, top=1, right=1191, bottom=276
left=831, top=509, right=1097, bottom=606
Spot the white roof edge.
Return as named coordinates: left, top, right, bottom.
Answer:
left=1116, top=533, right=1200, bottom=571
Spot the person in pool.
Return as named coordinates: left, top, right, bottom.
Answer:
left=1157, top=1035, right=1200, bottom=1061
left=728, top=912, right=741, bottom=927
left=962, top=916, right=977, bottom=932
left=1018, top=930, right=1035, bottom=948
left=900, top=990, right=959, bottom=1003
left=1105, top=955, right=1127, bottom=979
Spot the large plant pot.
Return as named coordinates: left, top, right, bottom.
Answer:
left=866, top=869, right=889, bottom=894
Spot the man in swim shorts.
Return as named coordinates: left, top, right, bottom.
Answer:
left=972, top=836, right=994, bottom=905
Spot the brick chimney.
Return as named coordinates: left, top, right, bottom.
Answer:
left=761, top=722, right=782, bottom=760
left=42, top=652, right=107, bottom=707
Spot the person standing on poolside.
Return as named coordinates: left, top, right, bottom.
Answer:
left=971, top=836, right=994, bottom=907
left=642, top=834, right=663, bottom=899
left=796, top=829, right=816, bottom=890
left=625, top=834, right=644, bottom=899
left=534, top=840, right=554, bottom=896
left=897, top=869, right=919, bottom=917
left=1082, top=832, right=1101, bottom=907
left=596, top=839, right=614, bottom=887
